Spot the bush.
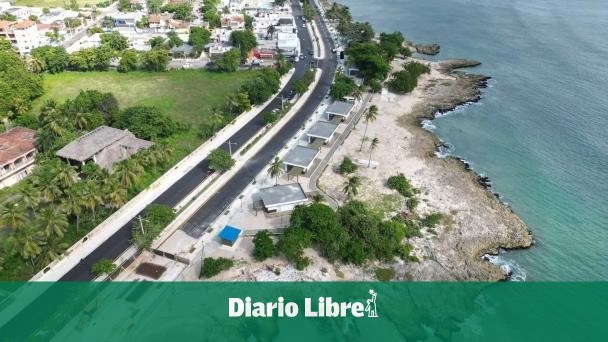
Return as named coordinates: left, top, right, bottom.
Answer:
left=338, top=156, right=358, bottom=175
left=374, top=267, right=395, bottom=281
left=113, top=105, right=179, bottom=140
left=208, top=148, right=235, bottom=172
left=387, top=173, right=415, bottom=198
left=253, top=231, right=274, bottom=261
left=422, top=213, right=443, bottom=228
left=200, top=257, right=234, bottom=278
left=369, top=80, right=382, bottom=93
left=91, top=258, right=116, bottom=276
left=263, top=111, right=278, bottom=125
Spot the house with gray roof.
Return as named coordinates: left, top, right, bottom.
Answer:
left=55, top=126, right=153, bottom=171
left=306, top=121, right=339, bottom=146
left=257, top=183, right=308, bottom=213
left=324, top=101, right=355, bottom=121
left=282, top=145, right=320, bottom=175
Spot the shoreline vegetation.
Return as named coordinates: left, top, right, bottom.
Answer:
left=206, top=1, right=532, bottom=281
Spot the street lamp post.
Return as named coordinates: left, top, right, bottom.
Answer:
left=226, top=139, right=238, bottom=156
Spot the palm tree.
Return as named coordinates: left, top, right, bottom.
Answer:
left=267, top=157, right=284, bottom=185
left=73, top=112, right=89, bottom=130
left=36, top=206, right=69, bottom=239
left=105, top=180, right=128, bottom=209
left=352, top=86, right=363, bottom=102
left=17, top=183, right=40, bottom=212
left=83, top=181, right=103, bottom=221
left=209, top=109, right=225, bottom=131
left=27, top=57, right=45, bottom=74
left=359, top=105, right=378, bottom=151
left=9, top=225, right=44, bottom=268
left=39, top=237, right=68, bottom=266
left=342, top=176, right=361, bottom=199
left=11, top=98, right=29, bottom=116
left=113, top=159, right=144, bottom=189
left=266, top=24, right=276, bottom=39
left=53, top=162, right=78, bottom=189
left=62, top=185, right=84, bottom=232
left=39, top=182, right=62, bottom=203
left=0, top=202, right=27, bottom=230
left=368, top=137, right=380, bottom=168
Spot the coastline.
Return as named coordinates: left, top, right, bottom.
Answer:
left=204, top=58, right=533, bottom=282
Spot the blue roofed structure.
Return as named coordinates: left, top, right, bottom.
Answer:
left=219, top=225, right=242, bottom=246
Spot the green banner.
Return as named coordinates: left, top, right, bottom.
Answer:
left=0, top=282, right=606, bottom=341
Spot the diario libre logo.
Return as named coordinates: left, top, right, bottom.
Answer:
left=228, top=289, right=378, bottom=318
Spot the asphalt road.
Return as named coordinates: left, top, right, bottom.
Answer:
left=60, top=1, right=336, bottom=281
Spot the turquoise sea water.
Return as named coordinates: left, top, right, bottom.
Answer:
left=341, top=0, right=608, bottom=280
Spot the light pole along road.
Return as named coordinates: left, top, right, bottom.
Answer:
left=60, top=0, right=337, bottom=281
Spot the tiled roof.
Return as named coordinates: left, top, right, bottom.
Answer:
left=0, top=127, right=37, bottom=166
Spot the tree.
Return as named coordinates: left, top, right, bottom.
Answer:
left=148, top=0, right=163, bottom=14
left=276, top=227, right=312, bottom=270
left=52, top=162, right=78, bottom=189
left=229, top=29, right=257, bottom=60
left=360, top=105, right=378, bottom=151
left=167, top=31, right=183, bottom=48
left=113, top=158, right=144, bottom=189
left=132, top=204, right=175, bottom=248
left=141, top=48, right=169, bottom=71
left=101, top=32, right=129, bottom=51
left=62, top=184, right=85, bottom=232
left=244, top=14, right=253, bottom=30
left=17, top=183, right=40, bottom=214
left=208, top=148, right=234, bottom=172
left=266, top=24, right=276, bottom=39
left=368, top=137, right=379, bottom=167
left=118, top=49, right=140, bottom=72
left=113, top=105, right=179, bottom=140
left=302, top=0, right=315, bottom=21
left=188, top=27, right=211, bottom=51
left=379, top=31, right=406, bottom=61
left=148, top=36, right=166, bottom=49
left=329, top=74, right=358, bottom=101
left=342, top=176, right=361, bottom=199
left=161, top=3, right=194, bottom=21
left=212, top=48, right=240, bottom=72
left=0, top=48, right=43, bottom=117
left=104, top=179, right=128, bottom=209
left=253, top=231, right=274, bottom=261
left=267, top=157, right=284, bottom=185
left=82, top=181, right=103, bottom=221
left=35, top=206, right=68, bottom=239
left=0, top=202, right=27, bottom=230
left=225, top=92, right=251, bottom=114
left=91, top=258, right=117, bottom=276
left=8, top=225, right=44, bottom=268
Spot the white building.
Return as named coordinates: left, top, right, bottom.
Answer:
left=0, top=20, right=44, bottom=55
left=257, top=183, right=308, bottom=213
left=276, top=31, right=299, bottom=56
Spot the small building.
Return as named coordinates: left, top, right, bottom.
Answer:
left=55, top=126, right=153, bottom=171
left=276, top=31, right=299, bottom=57
left=148, top=14, right=171, bottom=31
left=221, top=13, right=245, bottom=30
left=276, top=17, right=294, bottom=33
left=113, top=12, right=143, bottom=28
left=306, top=121, right=339, bottom=146
left=219, top=225, right=242, bottom=246
left=169, top=44, right=193, bottom=58
left=324, top=101, right=355, bottom=122
left=0, top=127, right=37, bottom=189
left=282, top=145, right=319, bottom=175
left=258, top=183, right=308, bottom=213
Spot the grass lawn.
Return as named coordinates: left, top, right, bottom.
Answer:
left=13, top=0, right=99, bottom=8
left=33, top=70, right=254, bottom=127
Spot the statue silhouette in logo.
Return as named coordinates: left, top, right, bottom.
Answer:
left=365, top=289, right=378, bottom=317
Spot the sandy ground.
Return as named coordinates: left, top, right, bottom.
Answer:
left=193, top=58, right=532, bottom=282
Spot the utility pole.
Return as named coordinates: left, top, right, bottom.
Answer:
left=227, top=139, right=238, bottom=156
left=137, top=215, right=146, bottom=235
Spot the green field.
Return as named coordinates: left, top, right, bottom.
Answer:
left=13, top=0, right=100, bottom=7
left=34, top=70, right=254, bottom=127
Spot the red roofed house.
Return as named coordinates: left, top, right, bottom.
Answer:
left=0, top=127, right=37, bottom=189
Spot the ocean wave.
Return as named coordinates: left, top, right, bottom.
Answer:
left=484, top=252, right=527, bottom=281
left=434, top=140, right=454, bottom=158
left=421, top=119, right=436, bottom=131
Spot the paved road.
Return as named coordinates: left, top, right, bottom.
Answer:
left=60, top=1, right=335, bottom=281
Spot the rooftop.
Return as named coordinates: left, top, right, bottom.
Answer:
left=325, top=101, right=355, bottom=116
left=0, top=127, right=37, bottom=166
left=259, top=183, right=307, bottom=207
left=306, top=121, right=339, bottom=139
left=12, top=20, right=35, bottom=29
left=55, top=126, right=153, bottom=169
left=219, top=225, right=242, bottom=243
left=283, top=145, right=319, bottom=169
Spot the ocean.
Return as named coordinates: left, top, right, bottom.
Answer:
left=340, top=0, right=608, bottom=280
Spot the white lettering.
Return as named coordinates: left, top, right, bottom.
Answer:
left=351, top=302, right=364, bottom=317
left=229, top=298, right=244, bottom=317
left=285, top=302, right=298, bottom=317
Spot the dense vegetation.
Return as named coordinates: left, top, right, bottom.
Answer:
left=200, top=257, right=234, bottom=278
left=329, top=74, right=359, bottom=101
left=253, top=230, right=274, bottom=261
left=388, top=62, right=431, bottom=94
left=275, top=201, right=419, bottom=270
left=132, top=204, right=176, bottom=248
left=291, top=69, right=316, bottom=95
left=337, top=156, right=358, bottom=175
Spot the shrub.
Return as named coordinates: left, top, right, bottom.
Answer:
left=208, top=148, right=235, bottom=172
left=263, top=111, right=278, bottom=125
left=91, top=258, right=116, bottom=276
left=338, top=156, right=358, bottom=175
left=369, top=80, right=382, bottom=93
left=422, top=213, right=443, bottom=228
left=374, top=267, right=395, bottom=281
left=200, top=257, right=234, bottom=278
left=387, top=173, right=415, bottom=198
left=253, top=231, right=274, bottom=261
